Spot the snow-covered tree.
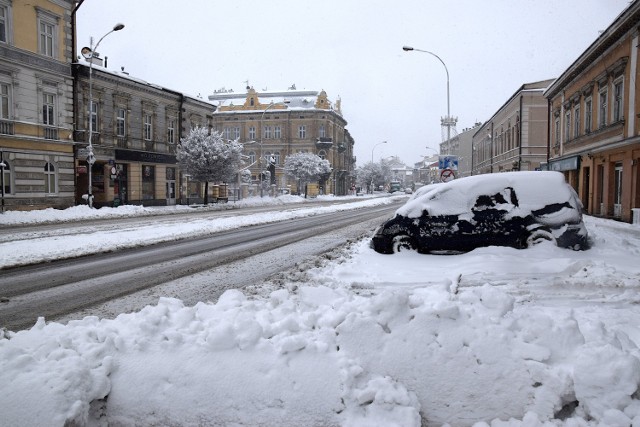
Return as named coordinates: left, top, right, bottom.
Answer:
left=176, top=127, right=244, bottom=204
left=284, top=152, right=331, bottom=197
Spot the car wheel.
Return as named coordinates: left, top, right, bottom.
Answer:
left=526, top=226, right=557, bottom=248
left=392, top=235, right=414, bottom=253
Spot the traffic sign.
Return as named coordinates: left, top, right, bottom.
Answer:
left=440, top=168, right=455, bottom=182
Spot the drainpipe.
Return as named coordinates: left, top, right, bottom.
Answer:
left=490, top=122, right=494, bottom=173
left=546, top=98, right=551, bottom=167
left=518, top=95, right=523, bottom=170
left=71, top=1, right=85, bottom=205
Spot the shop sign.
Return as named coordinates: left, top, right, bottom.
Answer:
left=549, top=156, right=579, bottom=172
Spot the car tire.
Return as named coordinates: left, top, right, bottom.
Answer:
left=526, top=226, right=557, bottom=248
left=392, top=235, right=414, bottom=253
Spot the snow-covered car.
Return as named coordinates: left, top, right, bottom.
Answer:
left=370, top=171, right=589, bottom=254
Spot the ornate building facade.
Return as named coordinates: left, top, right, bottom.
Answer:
left=73, top=61, right=214, bottom=207
left=0, top=0, right=76, bottom=211
left=208, top=86, right=355, bottom=196
left=545, top=1, right=640, bottom=223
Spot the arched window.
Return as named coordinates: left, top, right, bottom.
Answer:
left=273, top=151, right=280, bottom=165
left=44, top=162, right=56, bottom=194
left=248, top=151, right=256, bottom=164
left=318, top=150, right=327, bottom=160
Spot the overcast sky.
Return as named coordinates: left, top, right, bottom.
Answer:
left=75, top=0, right=631, bottom=166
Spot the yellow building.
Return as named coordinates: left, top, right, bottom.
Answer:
left=0, top=0, right=75, bottom=211
left=545, top=0, right=640, bottom=223
left=208, top=86, right=355, bottom=196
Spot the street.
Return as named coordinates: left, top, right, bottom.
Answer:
left=0, top=200, right=402, bottom=331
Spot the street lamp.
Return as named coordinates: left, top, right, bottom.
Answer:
left=402, top=45, right=454, bottom=144
left=259, top=100, right=288, bottom=197
left=81, top=23, right=125, bottom=207
left=370, top=140, right=387, bottom=193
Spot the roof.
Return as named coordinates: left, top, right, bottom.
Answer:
left=544, top=0, right=640, bottom=98
left=209, top=87, right=342, bottom=116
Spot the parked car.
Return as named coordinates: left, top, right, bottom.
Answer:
left=370, top=171, right=589, bottom=254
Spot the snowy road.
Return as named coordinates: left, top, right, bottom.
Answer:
left=0, top=200, right=402, bottom=331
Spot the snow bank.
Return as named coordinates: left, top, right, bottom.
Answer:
left=2, top=278, right=639, bottom=426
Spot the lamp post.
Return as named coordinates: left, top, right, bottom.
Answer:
left=402, top=45, right=454, bottom=144
left=370, top=140, right=387, bottom=193
left=259, top=100, right=288, bottom=197
left=81, top=23, right=124, bottom=208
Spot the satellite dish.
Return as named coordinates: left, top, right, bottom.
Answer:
left=81, top=47, right=93, bottom=60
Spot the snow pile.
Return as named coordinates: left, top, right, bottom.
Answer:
left=2, top=250, right=640, bottom=426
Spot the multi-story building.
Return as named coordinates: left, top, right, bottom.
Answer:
left=439, top=122, right=481, bottom=178
left=208, top=86, right=355, bottom=195
left=73, top=60, right=215, bottom=207
left=472, top=79, right=553, bottom=176
left=0, top=0, right=75, bottom=211
left=545, top=0, right=640, bottom=223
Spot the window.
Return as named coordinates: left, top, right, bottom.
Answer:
left=598, top=87, right=608, bottom=128
left=318, top=150, right=327, bottom=160
left=39, top=21, right=54, bottom=57
left=44, top=162, right=56, bottom=194
left=90, top=100, right=98, bottom=133
left=573, top=105, right=580, bottom=138
left=144, top=113, right=152, bottom=141
left=167, top=118, right=175, bottom=144
left=1, top=160, right=10, bottom=195
left=116, top=108, right=126, bottom=137
left=554, top=117, right=560, bottom=147
left=248, top=126, right=256, bottom=140
left=564, top=110, right=571, bottom=142
left=319, top=124, right=326, bottom=138
left=298, top=125, right=306, bottom=139
left=142, top=165, right=155, bottom=200
left=0, top=82, right=9, bottom=119
left=274, top=125, right=281, bottom=139
left=585, top=97, right=592, bottom=133
left=233, top=127, right=240, bottom=139
left=248, top=151, right=256, bottom=164
left=43, top=93, right=55, bottom=125
left=273, top=151, right=280, bottom=165
left=223, top=127, right=231, bottom=140
left=264, top=126, right=272, bottom=139
left=0, top=3, right=9, bottom=44
left=613, top=79, right=623, bottom=122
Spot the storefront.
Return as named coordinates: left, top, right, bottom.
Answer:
left=115, top=149, right=177, bottom=207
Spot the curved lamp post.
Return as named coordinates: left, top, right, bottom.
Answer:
left=402, top=45, right=453, bottom=144
left=81, top=23, right=125, bottom=207
left=370, top=140, right=387, bottom=193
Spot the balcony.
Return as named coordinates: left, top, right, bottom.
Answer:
left=0, top=119, right=15, bottom=135
left=117, top=137, right=128, bottom=148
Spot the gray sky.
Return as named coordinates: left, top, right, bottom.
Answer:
left=76, top=0, right=631, bottom=166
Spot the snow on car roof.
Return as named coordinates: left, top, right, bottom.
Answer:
left=397, top=171, right=582, bottom=219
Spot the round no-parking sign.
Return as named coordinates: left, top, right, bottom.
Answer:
left=440, top=168, right=455, bottom=182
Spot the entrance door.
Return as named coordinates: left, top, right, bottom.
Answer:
left=614, top=163, right=623, bottom=218
left=166, top=167, right=176, bottom=205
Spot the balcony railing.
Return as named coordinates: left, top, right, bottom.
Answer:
left=117, top=136, right=128, bottom=148
left=0, top=119, right=15, bottom=135
left=44, top=127, right=58, bottom=140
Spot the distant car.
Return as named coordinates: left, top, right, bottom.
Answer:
left=371, top=171, right=589, bottom=254
left=404, top=188, right=413, bottom=194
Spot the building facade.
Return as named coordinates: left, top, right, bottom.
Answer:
left=472, top=79, right=553, bottom=176
left=208, top=87, right=355, bottom=195
left=545, top=1, right=640, bottom=223
left=73, top=61, right=214, bottom=207
left=0, top=0, right=76, bottom=211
